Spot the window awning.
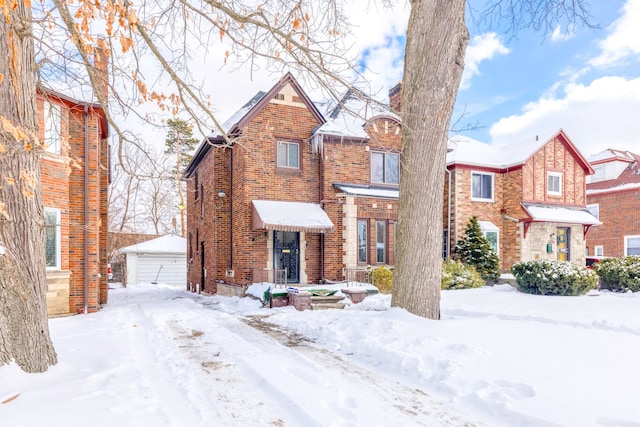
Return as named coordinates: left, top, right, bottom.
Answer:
left=521, top=203, right=602, bottom=226
left=252, top=200, right=334, bottom=233
left=478, top=220, right=499, bottom=233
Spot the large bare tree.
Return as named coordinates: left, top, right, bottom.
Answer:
left=0, top=1, right=58, bottom=372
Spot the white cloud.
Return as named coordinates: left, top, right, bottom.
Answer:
left=460, top=33, right=510, bottom=90
left=550, top=24, right=576, bottom=42
left=489, top=76, right=640, bottom=157
left=590, top=0, right=640, bottom=67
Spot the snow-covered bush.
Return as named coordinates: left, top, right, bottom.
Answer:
left=511, top=260, right=598, bottom=296
left=441, top=259, right=485, bottom=290
left=372, top=266, right=393, bottom=294
left=454, top=216, right=500, bottom=282
left=594, top=256, right=640, bottom=292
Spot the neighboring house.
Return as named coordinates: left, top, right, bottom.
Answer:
left=40, top=46, right=110, bottom=315
left=120, top=234, right=187, bottom=286
left=585, top=149, right=640, bottom=257
left=444, top=129, right=600, bottom=272
left=183, top=73, right=401, bottom=291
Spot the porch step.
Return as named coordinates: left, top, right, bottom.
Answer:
left=311, top=302, right=346, bottom=310
left=310, top=295, right=345, bottom=310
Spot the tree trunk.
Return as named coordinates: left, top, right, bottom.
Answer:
left=392, top=0, right=469, bottom=319
left=0, top=2, right=58, bottom=372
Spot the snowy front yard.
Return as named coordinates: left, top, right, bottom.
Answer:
left=1, top=283, right=639, bottom=426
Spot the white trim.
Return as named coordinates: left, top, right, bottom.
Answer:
left=547, top=171, right=563, bottom=196
left=594, top=245, right=604, bottom=257
left=44, top=207, right=61, bottom=270
left=624, top=235, right=640, bottom=256
left=471, top=171, right=494, bottom=202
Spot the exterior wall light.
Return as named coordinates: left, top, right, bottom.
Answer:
left=217, top=189, right=226, bottom=198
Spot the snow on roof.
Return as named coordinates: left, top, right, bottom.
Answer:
left=586, top=182, right=640, bottom=195
left=120, top=234, right=187, bottom=254
left=251, top=200, right=334, bottom=233
left=313, top=91, right=397, bottom=140
left=522, top=203, right=601, bottom=225
left=333, top=183, right=399, bottom=199
left=207, top=91, right=267, bottom=138
left=447, top=130, right=560, bottom=168
left=588, top=149, right=635, bottom=163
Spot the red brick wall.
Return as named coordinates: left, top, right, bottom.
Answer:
left=38, top=92, right=107, bottom=314
left=586, top=189, right=640, bottom=257
left=187, top=96, right=402, bottom=287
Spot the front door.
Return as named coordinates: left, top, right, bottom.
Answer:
left=557, top=227, right=570, bottom=261
left=274, top=231, right=300, bottom=283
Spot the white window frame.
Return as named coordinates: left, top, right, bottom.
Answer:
left=45, top=208, right=61, bottom=270
left=594, top=245, right=604, bottom=257
left=478, top=221, right=500, bottom=255
left=624, top=235, right=640, bottom=256
left=376, top=220, right=386, bottom=264
left=547, top=171, right=563, bottom=196
left=587, top=203, right=599, bottom=220
left=471, top=171, right=494, bottom=202
left=277, top=140, right=300, bottom=169
left=44, top=101, right=61, bottom=154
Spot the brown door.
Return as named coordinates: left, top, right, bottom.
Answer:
left=557, top=227, right=570, bottom=261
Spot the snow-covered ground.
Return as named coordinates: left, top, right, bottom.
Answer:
left=2, top=283, right=640, bottom=426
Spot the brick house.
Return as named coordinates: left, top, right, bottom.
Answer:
left=444, top=129, right=601, bottom=272
left=39, top=48, right=110, bottom=315
left=585, top=149, right=640, bottom=257
left=183, top=73, right=401, bottom=291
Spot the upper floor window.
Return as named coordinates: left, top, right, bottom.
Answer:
left=277, top=140, right=300, bottom=169
left=625, top=235, right=640, bottom=256
left=471, top=172, right=493, bottom=201
left=547, top=171, right=563, bottom=196
left=45, top=208, right=61, bottom=269
left=371, top=151, right=399, bottom=184
left=587, top=203, right=599, bottom=220
left=44, top=101, right=61, bottom=154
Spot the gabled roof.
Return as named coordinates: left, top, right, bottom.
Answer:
left=587, top=148, right=640, bottom=194
left=447, top=129, right=594, bottom=174
left=313, top=90, right=399, bottom=141
left=38, top=86, right=109, bottom=139
left=120, top=234, right=186, bottom=254
left=183, top=73, right=324, bottom=178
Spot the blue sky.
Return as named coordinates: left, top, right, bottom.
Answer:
left=454, top=0, right=640, bottom=157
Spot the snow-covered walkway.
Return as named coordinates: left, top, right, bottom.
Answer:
left=2, top=284, right=640, bottom=426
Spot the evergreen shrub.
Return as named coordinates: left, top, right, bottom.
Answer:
left=372, top=266, right=393, bottom=294
left=441, top=259, right=485, bottom=290
left=454, top=216, right=501, bottom=282
left=594, top=256, right=640, bottom=292
left=511, top=259, right=598, bottom=296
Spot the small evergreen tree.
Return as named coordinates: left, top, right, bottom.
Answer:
left=454, top=216, right=500, bottom=282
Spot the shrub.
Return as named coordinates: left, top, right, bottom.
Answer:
left=594, top=256, right=640, bottom=292
left=441, top=259, right=485, bottom=290
left=454, top=216, right=501, bottom=282
left=511, top=260, right=598, bottom=296
left=372, top=266, right=393, bottom=294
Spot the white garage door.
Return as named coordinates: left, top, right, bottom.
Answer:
left=137, top=254, right=186, bottom=286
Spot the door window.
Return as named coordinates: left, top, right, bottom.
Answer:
left=556, top=227, right=570, bottom=261
left=274, top=231, right=300, bottom=283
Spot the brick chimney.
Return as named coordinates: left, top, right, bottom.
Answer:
left=389, top=81, right=403, bottom=113
left=93, top=37, right=109, bottom=104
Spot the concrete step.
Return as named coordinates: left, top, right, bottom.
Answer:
left=311, top=302, right=346, bottom=310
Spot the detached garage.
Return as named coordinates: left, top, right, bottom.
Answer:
left=121, top=234, right=186, bottom=287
